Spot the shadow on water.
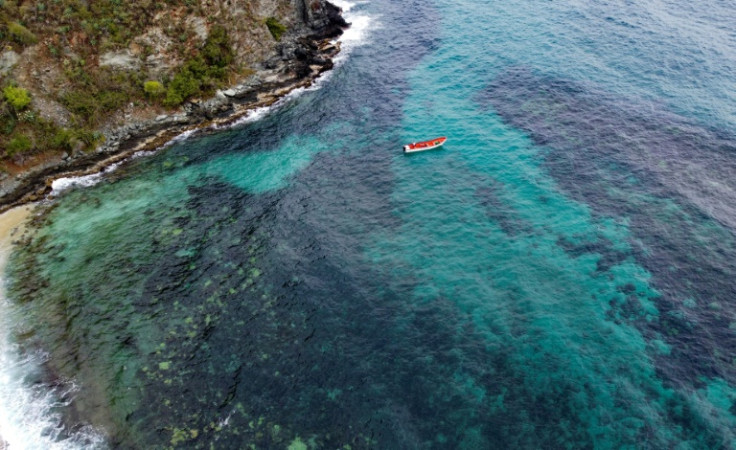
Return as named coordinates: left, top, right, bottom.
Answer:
left=479, top=67, right=736, bottom=391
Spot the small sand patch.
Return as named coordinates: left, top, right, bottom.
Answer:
left=0, top=204, right=34, bottom=275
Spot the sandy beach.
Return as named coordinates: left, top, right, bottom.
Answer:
left=0, top=205, right=33, bottom=273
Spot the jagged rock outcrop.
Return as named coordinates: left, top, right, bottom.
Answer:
left=0, top=0, right=348, bottom=209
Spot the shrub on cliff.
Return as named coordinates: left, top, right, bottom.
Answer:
left=164, top=27, right=233, bottom=106
left=6, top=21, right=38, bottom=45
left=3, top=85, right=31, bottom=111
left=52, top=127, right=102, bottom=151
left=164, top=63, right=202, bottom=106
left=61, top=86, right=128, bottom=124
left=202, top=25, right=233, bottom=68
left=6, top=133, right=31, bottom=156
left=144, top=81, right=166, bottom=98
left=266, top=17, right=287, bottom=41
left=61, top=91, right=97, bottom=121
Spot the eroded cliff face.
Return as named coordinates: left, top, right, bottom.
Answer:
left=0, top=0, right=345, bottom=171
left=0, top=0, right=346, bottom=207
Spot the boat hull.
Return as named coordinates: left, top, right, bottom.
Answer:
left=403, top=136, right=447, bottom=153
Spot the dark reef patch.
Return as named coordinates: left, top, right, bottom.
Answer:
left=480, top=67, right=736, bottom=388
left=557, top=234, right=631, bottom=273
left=475, top=181, right=534, bottom=236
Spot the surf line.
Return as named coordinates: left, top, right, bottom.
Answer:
left=0, top=4, right=377, bottom=445
left=0, top=205, right=107, bottom=449
left=48, top=1, right=376, bottom=198
left=218, top=0, right=376, bottom=130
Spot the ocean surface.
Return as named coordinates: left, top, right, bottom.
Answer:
left=3, top=0, right=736, bottom=447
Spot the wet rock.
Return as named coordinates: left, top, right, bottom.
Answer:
left=308, top=0, right=349, bottom=39
left=0, top=0, right=350, bottom=211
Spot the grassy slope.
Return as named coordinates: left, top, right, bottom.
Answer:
left=0, top=0, right=295, bottom=172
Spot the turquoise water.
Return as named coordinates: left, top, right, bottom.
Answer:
left=5, top=0, right=736, bottom=447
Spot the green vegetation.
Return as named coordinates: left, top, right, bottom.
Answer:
left=7, top=133, right=30, bottom=155
left=3, top=0, right=182, bottom=51
left=52, top=127, right=102, bottom=151
left=0, top=19, right=237, bottom=160
left=202, top=25, right=233, bottom=67
left=3, top=85, right=31, bottom=110
left=265, top=17, right=287, bottom=41
left=164, top=25, right=233, bottom=106
left=143, top=80, right=165, bottom=98
left=56, top=61, right=146, bottom=126
left=6, top=21, right=37, bottom=45
left=59, top=85, right=128, bottom=125
left=0, top=0, right=284, bottom=166
left=0, top=80, right=102, bottom=160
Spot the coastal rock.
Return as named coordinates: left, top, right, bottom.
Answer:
left=30, top=97, right=72, bottom=127
left=99, top=50, right=141, bottom=71
left=307, top=1, right=349, bottom=38
left=0, top=0, right=349, bottom=211
left=144, top=53, right=169, bottom=76
left=71, top=139, right=86, bottom=154
left=186, top=16, right=209, bottom=43
left=222, top=88, right=238, bottom=98
left=0, top=50, right=20, bottom=76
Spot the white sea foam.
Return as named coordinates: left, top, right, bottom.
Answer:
left=49, top=130, right=192, bottom=197
left=51, top=2, right=376, bottom=193
left=49, top=158, right=127, bottom=196
left=332, top=1, right=376, bottom=64
left=213, top=103, right=275, bottom=130
left=0, top=207, right=106, bottom=449
left=222, top=1, right=375, bottom=131
left=218, top=80, right=325, bottom=130
left=0, top=6, right=377, bottom=448
left=160, top=128, right=197, bottom=148
left=0, top=344, right=106, bottom=450
left=50, top=172, right=105, bottom=195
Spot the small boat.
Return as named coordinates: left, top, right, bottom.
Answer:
left=403, top=136, right=447, bottom=153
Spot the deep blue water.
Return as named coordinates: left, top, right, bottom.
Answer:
left=3, top=0, right=736, bottom=448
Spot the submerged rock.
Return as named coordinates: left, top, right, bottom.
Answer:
left=481, top=67, right=736, bottom=388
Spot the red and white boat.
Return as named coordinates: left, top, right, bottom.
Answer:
left=403, top=136, right=447, bottom=153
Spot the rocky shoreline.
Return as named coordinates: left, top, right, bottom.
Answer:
left=0, top=2, right=348, bottom=213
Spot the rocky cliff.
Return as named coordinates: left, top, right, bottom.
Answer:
left=0, top=0, right=347, bottom=208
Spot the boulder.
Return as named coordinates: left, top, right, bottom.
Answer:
left=99, top=50, right=141, bottom=71
left=0, top=50, right=20, bottom=76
